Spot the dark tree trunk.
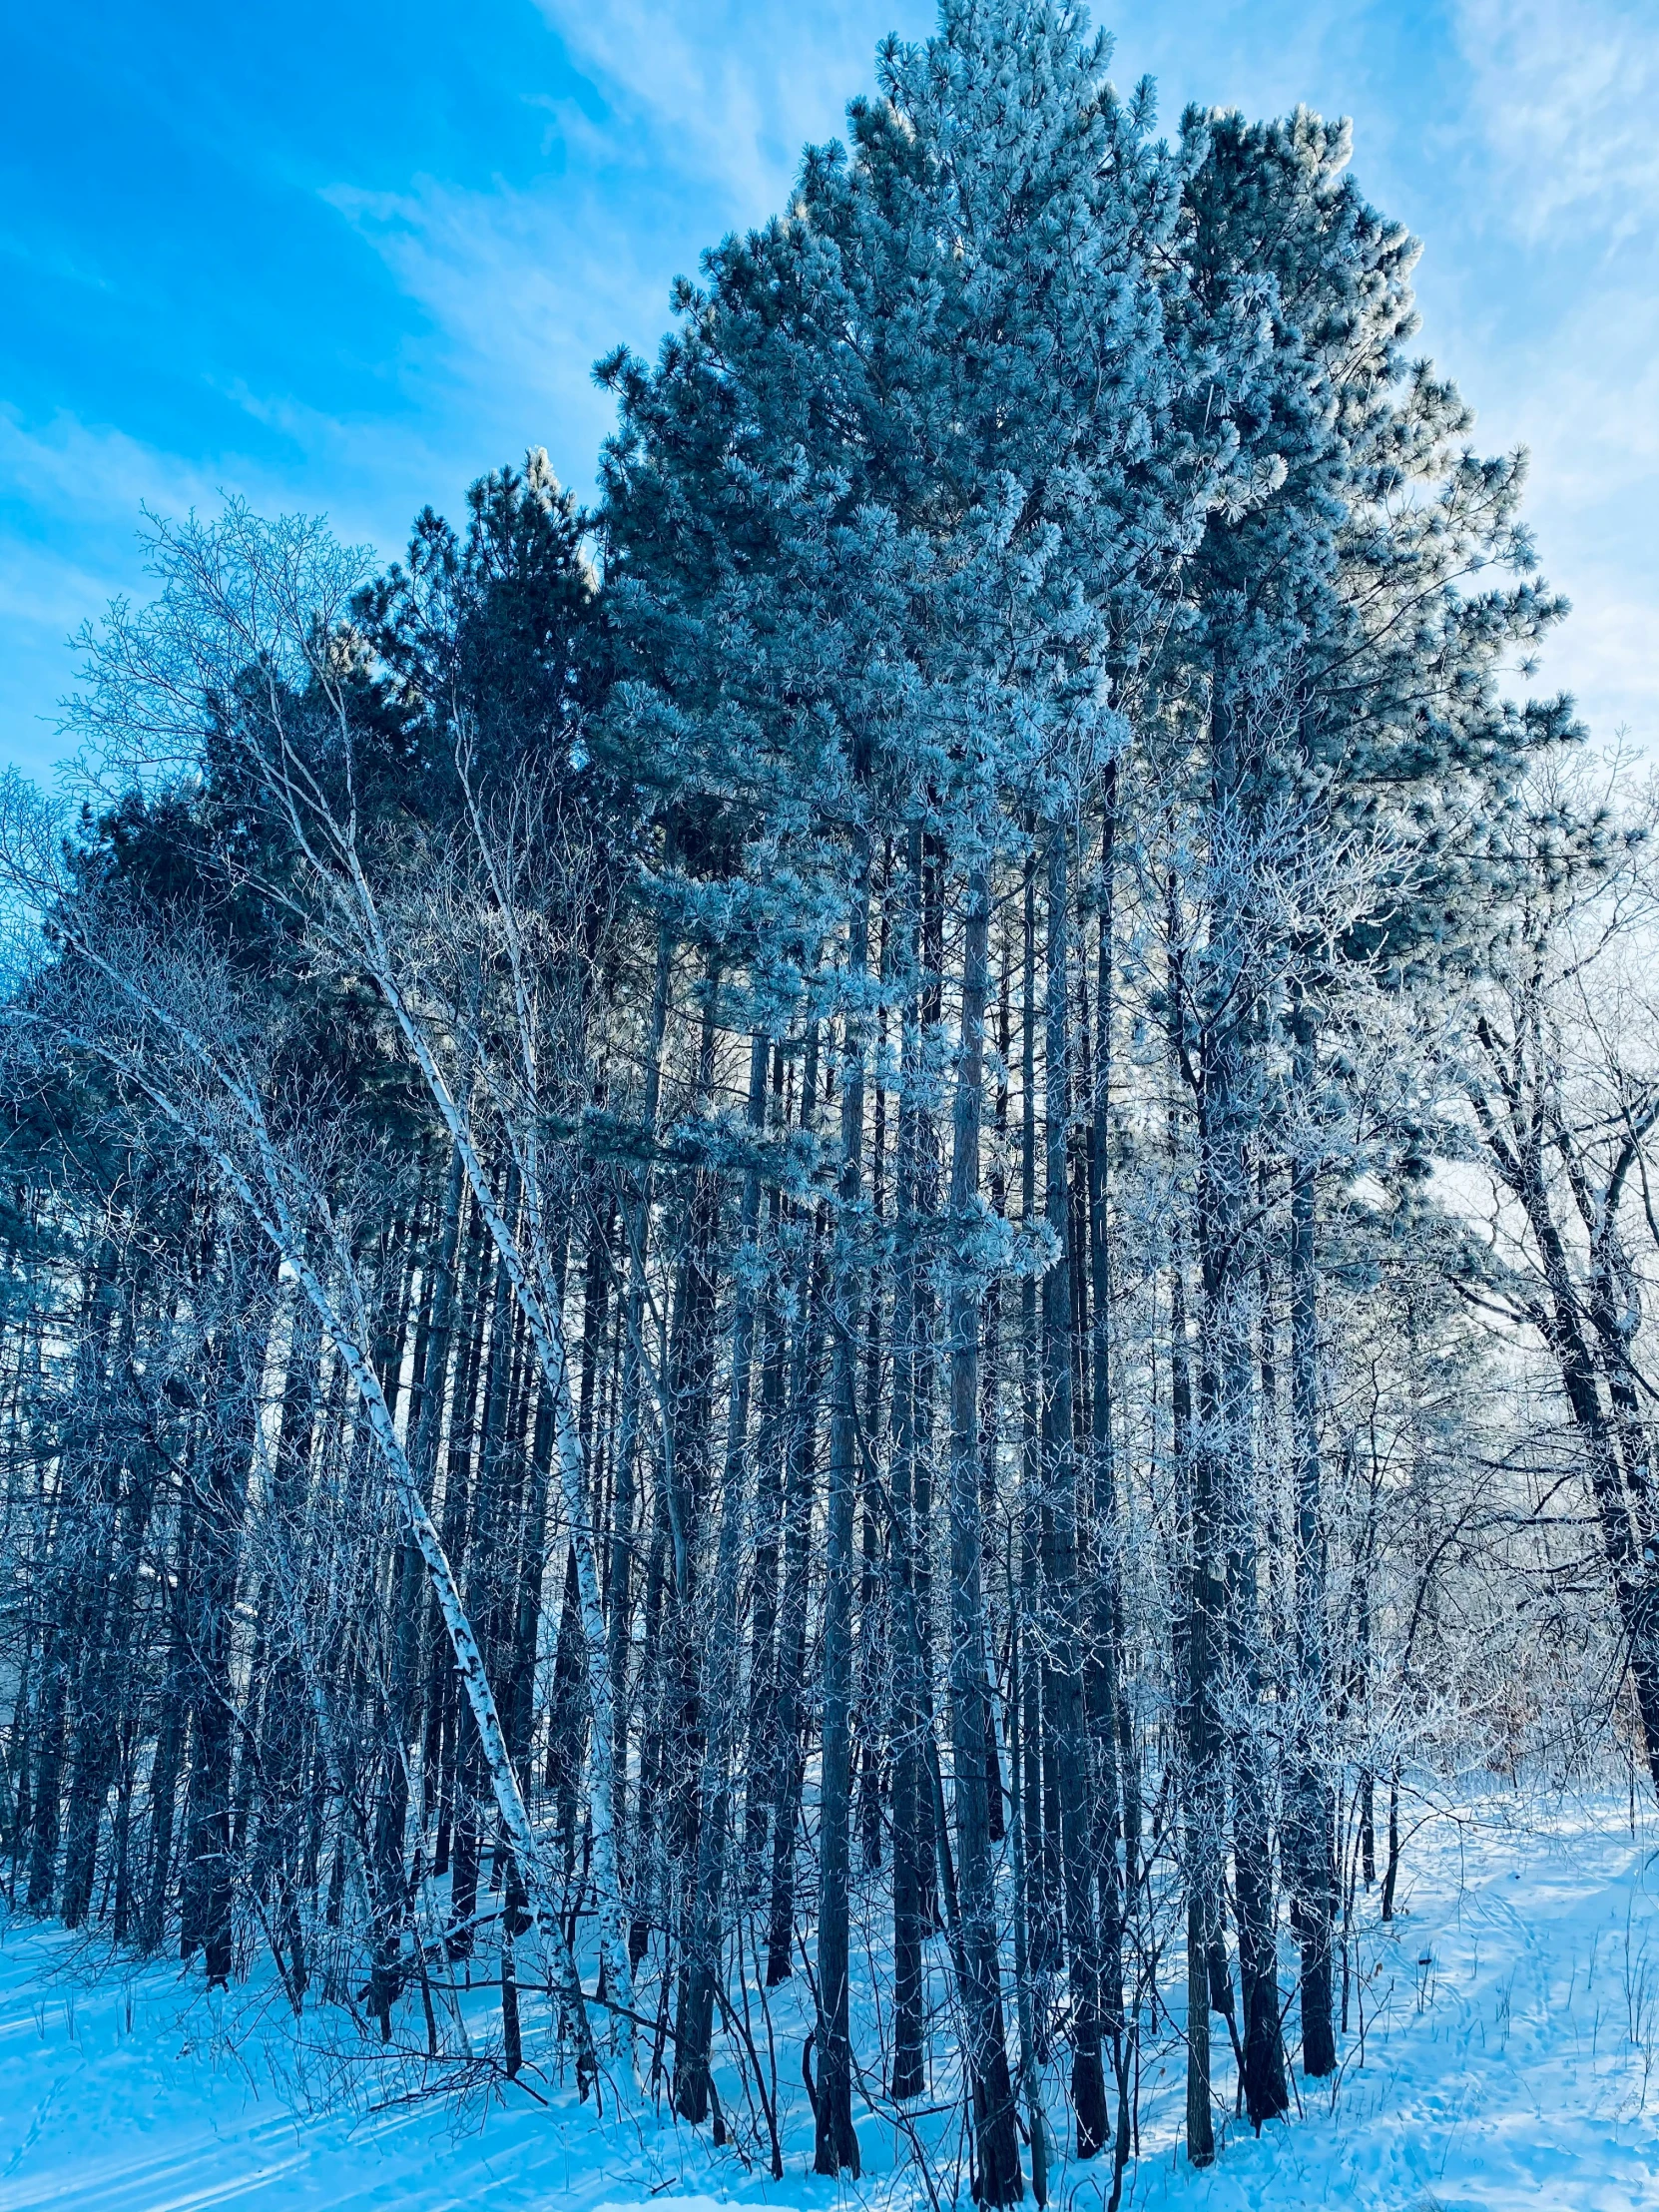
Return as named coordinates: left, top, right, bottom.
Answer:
left=1017, top=852, right=1056, bottom=2042
left=427, top=1186, right=493, bottom=1874
left=888, top=829, right=928, bottom=2101
left=675, top=1032, right=768, bottom=2123
left=945, top=861, right=1024, bottom=2205
left=612, top=916, right=675, bottom=1910
left=1007, top=1603, right=1051, bottom=2203
left=1290, top=998, right=1337, bottom=2078
left=814, top=844, right=869, bottom=2182
left=447, top=1191, right=522, bottom=1960
left=371, top=1149, right=464, bottom=2026
left=766, top=1034, right=827, bottom=1986
left=1197, top=700, right=1287, bottom=2135
left=1169, top=879, right=1215, bottom=2170
left=1042, top=827, right=1109, bottom=2161
left=630, top=1506, right=670, bottom=1968
left=1086, top=769, right=1135, bottom=2179
left=744, top=1044, right=791, bottom=1875
left=182, top=1271, right=272, bottom=1986
left=141, top=1482, right=197, bottom=1955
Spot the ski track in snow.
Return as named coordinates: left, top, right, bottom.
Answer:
left=3, top=1796, right=1659, bottom=2211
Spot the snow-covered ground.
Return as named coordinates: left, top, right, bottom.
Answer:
left=4, top=1791, right=1658, bottom=2211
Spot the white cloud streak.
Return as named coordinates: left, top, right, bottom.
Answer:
left=0, top=406, right=224, bottom=534
left=534, top=0, right=921, bottom=218
left=1455, top=0, right=1659, bottom=241
left=1441, top=1, right=1659, bottom=747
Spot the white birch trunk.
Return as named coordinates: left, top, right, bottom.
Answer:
left=36, top=924, right=631, bottom=2087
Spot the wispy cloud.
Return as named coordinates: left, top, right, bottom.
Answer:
left=534, top=0, right=918, bottom=219
left=0, top=530, right=137, bottom=779
left=1483, top=281, right=1659, bottom=748
left=0, top=405, right=223, bottom=531
left=322, top=174, right=675, bottom=495
left=0, top=555, right=103, bottom=639
left=1454, top=0, right=1659, bottom=241
left=0, top=399, right=407, bottom=570
left=1434, top=1, right=1659, bottom=744
left=315, top=2, right=927, bottom=513
left=1536, top=589, right=1659, bottom=752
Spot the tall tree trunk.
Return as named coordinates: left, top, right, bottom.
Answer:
left=1290, top=996, right=1337, bottom=2077
left=1086, top=769, right=1135, bottom=2180
left=744, top=1044, right=790, bottom=1875
left=889, top=828, right=928, bottom=2100
left=1007, top=1601, right=1051, bottom=2204
left=914, top=839, right=944, bottom=1942
left=614, top=918, right=676, bottom=1914
left=1017, top=852, right=1055, bottom=2039
left=60, top=1277, right=164, bottom=1931
left=428, top=1187, right=492, bottom=1870
left=1199, top=699, right=1288, bottom=2133
left=630, top=1506, right=670, bottom=1968
left=1170, top=878, right=1215, bottom=2170
left=765, top=1028, right=826, bottom=1986
left=1042, top=826, right=1109, bottom=2159
left=945, top=859, right=1024, bottom=2205
left=372, top=1145, right=464, bottom=2025
left=856, top=914, right=891, bottom=1878
left=675, top=1031, right=769, bottom=2122
left=182, top=1271, right=272, bottom=1986
left=661, top=951, right=725, bottom=1965
left=140, top=1482, right=196, bottom=1955
left=448, top=1185, right=522, bottom=1960
left=815, top=841, right=870, bottom=2181
left=27, top=1254, right=117, bottom=1918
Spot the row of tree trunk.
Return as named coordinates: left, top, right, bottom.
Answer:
left=3, top=781, right=1636, bottom=2192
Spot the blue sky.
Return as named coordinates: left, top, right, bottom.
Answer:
left=5, top=0, right=1655, bottom=783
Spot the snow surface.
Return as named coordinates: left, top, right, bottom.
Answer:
left=3, top=1792, right=1658, bottom=2211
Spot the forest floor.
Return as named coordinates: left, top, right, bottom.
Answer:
left=2, top=1787, right=1657, bottom=2211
